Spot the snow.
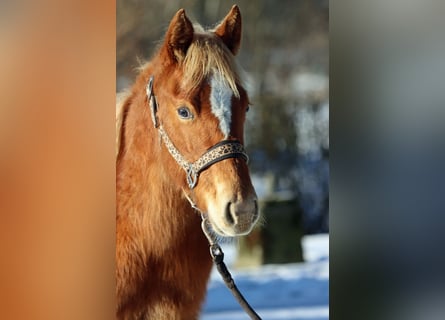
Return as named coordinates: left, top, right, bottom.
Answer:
left=201, top=234, right=329, bottom=320
left=302, top=234, right=329, bottom=263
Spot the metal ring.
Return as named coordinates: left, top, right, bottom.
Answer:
left=186, top=165, right=198, bottom=189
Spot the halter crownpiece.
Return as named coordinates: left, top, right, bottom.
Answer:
left=146, top=75, right=249, bottom=189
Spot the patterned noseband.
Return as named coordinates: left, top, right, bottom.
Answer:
left=146, top=76, right=249, bottom=189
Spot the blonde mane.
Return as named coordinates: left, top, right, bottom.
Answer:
left=181, top=28, right=243, bottom=97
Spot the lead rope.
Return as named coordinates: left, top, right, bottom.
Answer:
left=184, top=194, right=262, bottom=320
left=201, top=216, right=262, bottom=320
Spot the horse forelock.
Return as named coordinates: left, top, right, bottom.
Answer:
left=180, top=28, right=244, bottom=97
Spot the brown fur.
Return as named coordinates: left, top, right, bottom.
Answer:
left=116, top=6, right=255, bottom=319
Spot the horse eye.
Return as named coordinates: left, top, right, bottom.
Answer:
left=177, top=106, right=193, bottom=120
left=246, top=106, right=250, bottom=113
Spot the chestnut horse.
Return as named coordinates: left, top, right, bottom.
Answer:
left=116, top=5, right=259, bottom=319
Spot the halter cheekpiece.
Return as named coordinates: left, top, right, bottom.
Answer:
left=146, top=75, right=249, bottom=189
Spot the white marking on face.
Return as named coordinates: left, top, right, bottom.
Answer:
left=210, top=73, right=233, bottom=138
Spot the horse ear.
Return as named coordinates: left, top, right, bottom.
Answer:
left=164, top=9, right=194, bottom=62
left=214, top=5, right=242, bottom=55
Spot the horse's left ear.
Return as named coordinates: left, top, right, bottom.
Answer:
left=214, top=5, right=242, bottom=55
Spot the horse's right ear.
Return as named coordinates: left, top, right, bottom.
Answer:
left=163, top=9, right=194, bottom=63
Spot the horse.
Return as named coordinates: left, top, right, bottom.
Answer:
left=116, top=5, right=259, bottom=319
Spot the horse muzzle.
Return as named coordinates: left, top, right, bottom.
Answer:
left=206, top=193, right=259, bottom=237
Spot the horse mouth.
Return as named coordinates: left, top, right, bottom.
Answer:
left=206, top=213, right=256, bottom=237
left=208, top=221, right=229, bottom=237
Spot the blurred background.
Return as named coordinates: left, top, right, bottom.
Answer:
left=117, top=1, right=328, bottom=318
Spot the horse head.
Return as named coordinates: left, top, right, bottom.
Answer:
left=145, top=5, right=259, bottom=237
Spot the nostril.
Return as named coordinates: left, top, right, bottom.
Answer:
left=225, top=202, right=235, bottom=225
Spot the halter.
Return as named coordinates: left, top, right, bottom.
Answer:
left=146, top=75, right=249, bottom=189
left=147, top=75, right=262, bottom=320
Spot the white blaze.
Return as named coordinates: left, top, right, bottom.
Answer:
left=210, top=73, right=233, bottom=138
